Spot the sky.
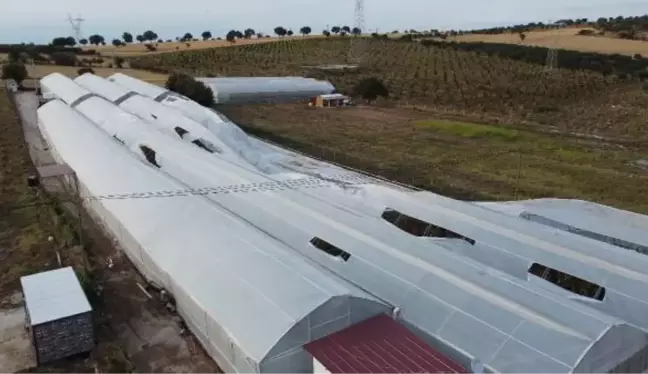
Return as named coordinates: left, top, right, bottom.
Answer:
left=1, top=0, right=647, bottom=44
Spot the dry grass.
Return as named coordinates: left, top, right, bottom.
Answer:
left=26, top=65, right=167, bottom=83
left=451, top=27, right=648, bottom=56
left=0, top=90, right=60, bottom=294
left=221, top=103, right=648, bottom=214
left=84, top=35, right=318, bottom=56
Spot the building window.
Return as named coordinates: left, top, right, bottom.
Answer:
left=174, top=127, right=189, bottom=138
left=528, top=263, right=606, bottom=300
left=139, top=145, right=160, bottom=168
left=309, top=237, right=351, bottom=261
left=381, top=208, right=475, bottom=244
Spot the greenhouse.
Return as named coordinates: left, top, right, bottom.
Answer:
left=37, top=99, right=391, bottom=373
left=73, top=73, right=279, bottom=173
left=478, top=198, right=648, bottom=255
left=48, top=95, right=648, bottom=373
left=195, top=77, right=336, bottom=104
left=106, top=73, right=357, bottom=178
left=369, top=187, right=648, bottom=332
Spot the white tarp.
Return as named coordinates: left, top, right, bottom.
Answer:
left=37, top=99, right=389, bottom=373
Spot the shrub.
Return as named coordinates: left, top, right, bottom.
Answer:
left=165, top=72, right=214, bottom=107
left=50, top=51, right=78, bottom=66
left=114, top=56, right=125, bottom=68
left=77, top=67, right=95, bottom=75
left=577, top=29, right=596, bottom=36
left=1, top=63, right=28, bottom=85
left=352, top=77, right=389, bottom=103
left=145, top=44, right=157, bottom=52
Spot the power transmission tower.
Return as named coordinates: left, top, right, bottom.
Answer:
left=348, top=0, right=365, bottom=66
left=67, top=13, right=85, bottom=42
left=544, top=20, right=558, bottom=73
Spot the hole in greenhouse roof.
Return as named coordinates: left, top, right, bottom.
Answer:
left=310, top=237, right=351, bottom=262
left=139, top=145, right=160, bottom=168
left=528, top=263, right=606, bottom=301
left=191, top=138, right=220, bottom=153
left=381, top=208, right=475, bottom=244
left=174, top=126, right=189, bottom=138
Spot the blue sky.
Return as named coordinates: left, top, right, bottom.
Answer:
left=1, top=0, right=647, bottom=44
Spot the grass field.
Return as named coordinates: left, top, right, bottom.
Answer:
left=132, top=38, right=648, bottom=141
left=220, top=103, right=648, bottom=214
left=451, top=27, right=648, bottom=57
left=0, top=90, right=62, bottom=295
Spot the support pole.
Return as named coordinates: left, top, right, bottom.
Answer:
left=71, top=171, right=84, bottom=248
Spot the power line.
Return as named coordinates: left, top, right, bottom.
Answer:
left=348, top=0, right=365, bottom=65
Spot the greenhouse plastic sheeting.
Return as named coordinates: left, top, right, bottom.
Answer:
left=36, top=99, right=390, bottom=373
left=106, top=73, right=357, bottom=178
left=195, top=77, right=335, bottom=104
left=478, top=199, right=648, bottom=255
left=73, top=73, right=284, bottom=173
left=52, top=97, right=648, bottom=374
left=373, top=188, right=648, bottom=332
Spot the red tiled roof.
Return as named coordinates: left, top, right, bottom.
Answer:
left=305, top=313, right=467, bottom=373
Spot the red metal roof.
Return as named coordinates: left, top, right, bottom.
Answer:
left=305, top=313, right=467, bottom=373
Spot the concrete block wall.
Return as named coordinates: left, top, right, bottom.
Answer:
left=33, top=312, right=95, bottom=365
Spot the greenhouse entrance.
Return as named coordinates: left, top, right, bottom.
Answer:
left=305, top=314, right=467, bottom=373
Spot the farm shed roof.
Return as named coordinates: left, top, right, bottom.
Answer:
left=305, top=313, right=467, bottom=373
left=372, top=188, right=648, bottom=332
left=478, top=198, right=648, bottom=255
left=319, top=93, right=347, bottom=100
left=37, top=99, right=389, bottom=373
left=84, top=108, right=648, bottom=374
left=20, top=266, right=91, bottom=325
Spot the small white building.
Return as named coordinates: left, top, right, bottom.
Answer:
left=21, top=267, right=94, bottom=365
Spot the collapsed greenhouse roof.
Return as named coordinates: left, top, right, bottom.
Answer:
left=37, top=99, right=390, bottom=373
left=44, top=89, right=648, bottom=372
left=106, top=72, right=359, bottom=178
left=478, top=198, right=648, bottom=255
left=37, top=72, right=648, bottom=373
left=73, top=73, right=279, bottom=173
left=370, top=188, right=648, bottom=331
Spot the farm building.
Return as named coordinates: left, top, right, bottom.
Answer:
left=20, top=267, right=94, bottom=365
left=195, top=76, right=335, bottom=104
left=36, top=72, right=648, bottom=373
left=310, top=93, right=352, bottom=107
left=478, top=198, right=648, bottom=255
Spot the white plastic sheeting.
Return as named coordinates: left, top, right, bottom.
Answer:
left=477, top=199, right=648, bottom=255
left=106, top=72, right=357, bottom=178
left=72, top=73, right=282, bottom=173
left=374, top=188, right=648, bottom=333
left=37, top=99, right=390, bottom=373
left=48, top=95, right=648, bottom=373
left=195, top=77, right=335, bottom=104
